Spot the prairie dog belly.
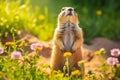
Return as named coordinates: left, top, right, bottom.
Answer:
left=63, top=23, right=75, bottom=51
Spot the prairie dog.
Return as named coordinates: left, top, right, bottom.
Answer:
left=50, top=7, right=83, bottom=71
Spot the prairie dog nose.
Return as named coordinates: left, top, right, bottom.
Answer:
left=68, top=8, right=73, bottom=11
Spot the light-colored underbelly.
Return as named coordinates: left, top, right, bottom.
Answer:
left=63, top=31, right=74, bottom=51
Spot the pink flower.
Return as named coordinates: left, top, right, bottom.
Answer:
left=107, top=57, right=119, bottom=66
left=11, top=51, right=22, bottom=59
left=0, top=47, right=4, bottom=54
left=30, top=43, right=43, bottom=51
left=111, top=48, right=120, bottom=57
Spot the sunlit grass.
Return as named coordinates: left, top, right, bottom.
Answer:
left=0, top=0, right=55, bottom=41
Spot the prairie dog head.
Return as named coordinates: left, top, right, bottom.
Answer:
left=58, top=7, right=79, bottom=25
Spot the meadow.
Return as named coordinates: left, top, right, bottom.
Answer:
left=0, top=0, right=120, bottom=80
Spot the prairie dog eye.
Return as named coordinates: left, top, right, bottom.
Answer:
left=61, top=8, right=65, bottom=11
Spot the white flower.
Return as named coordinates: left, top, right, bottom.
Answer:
left=30, top=43, right=43, bottom=51
left=107, top=57, right=119, bottom=66
left=111, top=48, right=120, bottom=57
left=11, top=51, right=22, bottom=59
left=0, top=47, right=4, bottom=54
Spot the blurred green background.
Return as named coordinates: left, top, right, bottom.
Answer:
left=0, top=0, right=120, bottom=43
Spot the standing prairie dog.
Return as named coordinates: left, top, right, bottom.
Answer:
left=50, top=7, right=83, bottom=71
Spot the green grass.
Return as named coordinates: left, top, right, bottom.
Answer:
left=0, top=0, right=55, bottom=41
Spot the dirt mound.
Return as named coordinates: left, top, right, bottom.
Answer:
left=19, top=31, right=120, bottom=74
left=84, top=37, right=120, bottom=57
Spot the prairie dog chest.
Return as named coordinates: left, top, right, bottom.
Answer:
left=62, top=22, right=76, bottom=51
left=63, top=22, right=75, bottom=38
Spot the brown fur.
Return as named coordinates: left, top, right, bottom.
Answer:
left=50, top=7, right=83, bottom=71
